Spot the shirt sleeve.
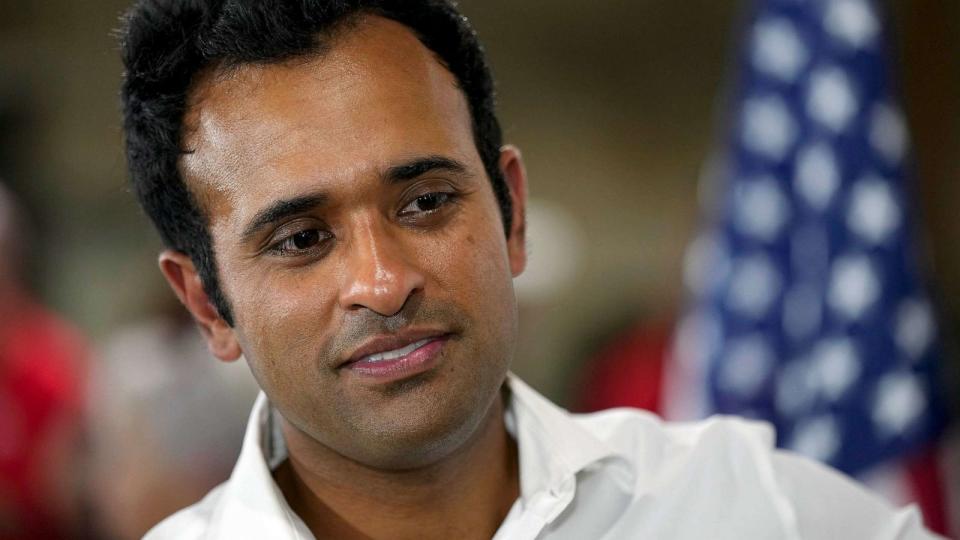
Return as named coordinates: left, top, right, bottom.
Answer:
left=770, top=451, right=945, bottom=540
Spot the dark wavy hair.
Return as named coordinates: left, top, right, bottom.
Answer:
left=119, top=0, right=508, bottom=326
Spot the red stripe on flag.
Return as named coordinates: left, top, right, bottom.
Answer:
left=905, top=444, right=950, bottom=536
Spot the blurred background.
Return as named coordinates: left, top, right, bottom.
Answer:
left=0, top=0, right=957, bottom=538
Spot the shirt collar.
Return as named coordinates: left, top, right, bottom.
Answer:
left=504, top=373, right=618, bottom=501
left=207, top=392, right=311, bottom=539
left=208, top=374, right=617, bottom=539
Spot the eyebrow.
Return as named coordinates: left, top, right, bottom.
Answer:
left=240, top=155, right=469, bottom=243
left=384, top=155, right=467, bottom=184
left=241, top=193, right=327, bottom=243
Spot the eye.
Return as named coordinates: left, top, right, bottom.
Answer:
left=400, top=192, right=453, bottom=216
left=270, top=228, right=330, bottom=256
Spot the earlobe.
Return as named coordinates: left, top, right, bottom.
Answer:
left=499, top=145, right=528, bottom=277
left=158, top=250, right=242, bottom=362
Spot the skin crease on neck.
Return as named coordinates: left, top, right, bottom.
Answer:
left=165, top=15, right=528, bottom=540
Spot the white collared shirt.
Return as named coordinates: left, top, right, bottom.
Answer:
left=145, top=374, right=942, bottom=539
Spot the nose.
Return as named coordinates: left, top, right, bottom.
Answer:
left=338, top=215, right=426, bottom=316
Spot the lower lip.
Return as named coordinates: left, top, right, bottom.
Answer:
left=343, top=337, right=448, bottom=382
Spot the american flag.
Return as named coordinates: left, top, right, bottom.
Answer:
left=668, top=0, right=949, bottom=528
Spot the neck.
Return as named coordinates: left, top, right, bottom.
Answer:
left=274, top=387, right=519, bottom=540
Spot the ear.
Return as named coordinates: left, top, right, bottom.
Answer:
left=158, top=250, right=242, bottom=362
left=499, top=145, right=528, bottom=277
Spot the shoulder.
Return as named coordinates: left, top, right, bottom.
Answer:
left=143, top=483, right=226, bottom=540
left=770, top=451, right=941, bottom=539
left=571, top=407, right=776, bottom=460
left=569, top=410, right=941, bottom=538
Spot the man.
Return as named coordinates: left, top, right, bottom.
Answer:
left=119, top=1, right=942, bottom=538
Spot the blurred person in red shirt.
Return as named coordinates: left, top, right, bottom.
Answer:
left=0, top=183, right=89, bottom=540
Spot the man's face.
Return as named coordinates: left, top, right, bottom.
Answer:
left=175, top=17, right=526, bottom=469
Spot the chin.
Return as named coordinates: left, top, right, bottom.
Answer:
left=343, top=368, right=505, bottom=471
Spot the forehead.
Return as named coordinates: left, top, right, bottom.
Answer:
left=180, top=16, right=476, bottom=219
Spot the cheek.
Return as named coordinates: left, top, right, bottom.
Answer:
left=433, top=217, right=517, bottom=338
left=228, top=266, right=339, bottom=383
